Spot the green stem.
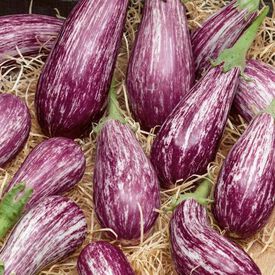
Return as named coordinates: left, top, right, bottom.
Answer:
left=212, top=6, right=269, bottom=73
left=0, top=183, right=33, bottom=239
left=0, top=262, right=4, bottom=275
left=263, top=99, right=275, bottom=119
left=236, top=0, right=260, bottom=13
left=169, top=178, right=212, bottom=211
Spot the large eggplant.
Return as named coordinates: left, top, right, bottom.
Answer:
left=0, top=94, right=31, bottom=167
left=126, top=0, right=194, bottom=130
left=150, top=8, right=268, bottom=188
left=77, top=241, right=134, bottom=275
left=192, top=0, right=258, bottom=76
left=213, top=109, right=275, bottom=237
left=233, top=59, right=275, bottom=122
left=170, top=199, right=261, bottom=274
left=0, top=14, right=62, bottom=63
left=94, top=119, right=160, bottom=242
left=4, top=137, right=85, bottom=209
left=35, top=0, right=129, bottom=138
left=0, top=196, right=87, bottom=275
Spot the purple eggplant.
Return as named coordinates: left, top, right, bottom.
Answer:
left=213, top=107, right=275, bottom=237
left=126, top=0, right=194, bottom=130
left=150, top=8, right=268, bottom=189
left=0, top=196, right=87, bottom=275
left=77, top=241, right=134, bottom=275
left=0, top=14, right=63, bottom=63
left=93, top=88, right=160, bottom=242
left=35, top=0, right=128, bottom=138
left=233, top=59, right=275, bottom=122
left=170, top=198, right=261, bottom=274
left=0, top=93, right=31, bottom=167
left=4, top=137, right=85, bottom=210
left=192, top=0, right=258, bottom=76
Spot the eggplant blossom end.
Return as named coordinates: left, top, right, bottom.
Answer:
left=0, top=183, right=33, bottom=239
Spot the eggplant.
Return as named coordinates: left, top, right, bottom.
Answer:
left=150, top=8, right=268, bottom=189
left=233, top=59, right=275, bottom=122
left=77, top=241, right=135, bottom=275
left=0, top=94, right=31, bottom=167
left=0, top=14, right=63, bottom=63
left=0, top=196, right=87, bottom=275
left=35, top=0, right=129, bottom=138
left=192, top=0, right=258, bottom=76
left=170, top=198, right=261, bottom=274
left=213, top=107, right=275, bottom=237
left=4, top=137, right=86, bottom=210
left=126, top=0, right=194, bottom=130
left=93, top=88, right=160, bottom=242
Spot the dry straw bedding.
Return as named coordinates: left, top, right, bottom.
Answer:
left=0, top=0, right=274, bottom=274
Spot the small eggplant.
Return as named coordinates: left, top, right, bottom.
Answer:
left=192, top=0, right=259, bottom=76
left=0, top=94, right=31, bottom=167
left=93, top=88, right=160, bottom=242
left=234, top=59, right=275, bottom=122
left=170, top=181, right=261, bottom=274
left=213, top=104, right=275, bottom=237
left=0, top=196, right=87, bottom=275
left=150, top=8, right=268, bottom=189
left=77, top=241, right=135, bottom=275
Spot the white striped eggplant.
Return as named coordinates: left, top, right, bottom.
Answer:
left=0, top=94, right=31, bottom=167
left=233, top=59, right=275, bottom=122
left=93, top=88, right=160, bottom=243
left=150, top=8, right=268, bottom=189
left=213, top=104, right=275, bottom=238
left=35, top=0, right=128, bottom=138
left=170, top=181, right=261, bottom=274
left=126, top=0, right=194, bottom=130
left=192, top=0, right=259, bottom=76
left=0, top=196, right=87, bottom=275
left=77, top=241, right=135, bottom=275
left=0, top=14, right=62, bottom=63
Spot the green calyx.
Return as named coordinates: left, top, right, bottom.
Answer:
left=0, top=261, right=4, bottom=275
left=236, top=0, right=260, bottom=13
left=169, top=178, right=213, bottom=211
left=263, top=99, right=275, bottom=119
left=0, top=183, right=33, bottom=239
left=212, top=6, right=269, bottom=73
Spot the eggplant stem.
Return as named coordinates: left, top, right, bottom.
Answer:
left=0, top=183, right=33, bottom=239
left=212, top=6, right=269, bottom=73
left=236, top=0, right=260, bottom=13
left=0, top=261, right=4, bottom=275
left=263, top=99, right=275, bottom=118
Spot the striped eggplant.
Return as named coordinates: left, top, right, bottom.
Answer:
left=4, top=137, right=85, bottom=209
left=126, top=0, right=194, bottom=130
left=213, top=106, right=275, bottom=237
left=233, top=59, right=275, bottom=122
left=150, top=8, right=268, bottom=188
left=0, top=196, right=87, bottom=275
left=0, top=94, right=31, bottom=167
left=170, top=199, right=261, bottom=274
left=77, top=241, right=134, bottom=275
left=93, top=88, right=160, bottom=242
left=192, top=0, right=258, bottom=76
left=0, top=14, right=62, bottom=63
left=35, top=0, right=129, bottom=138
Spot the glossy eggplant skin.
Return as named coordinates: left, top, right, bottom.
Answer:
left=234, top=59, right=275, bottom=122
left=213, top=113, right=275, bottom=237
left=4, top=137, right=85, bottom=210
left=0, top=94, right=31, bottom=167
left=192, top=1, right=256, bottom=76
left=126, top=0, right=194, bottom=130
left=0, top=14, right=63, bottom=63
left=77, top=241, right=135, bottom=275
left=170, top=199, right=261, bottom=274
left=35, top=0, right=128, bottom=138
left=93, top=120, right=160, bottom=242
left=0, top=196, right=87, bottom=275
left=151, top=67, right=239, bottom=188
